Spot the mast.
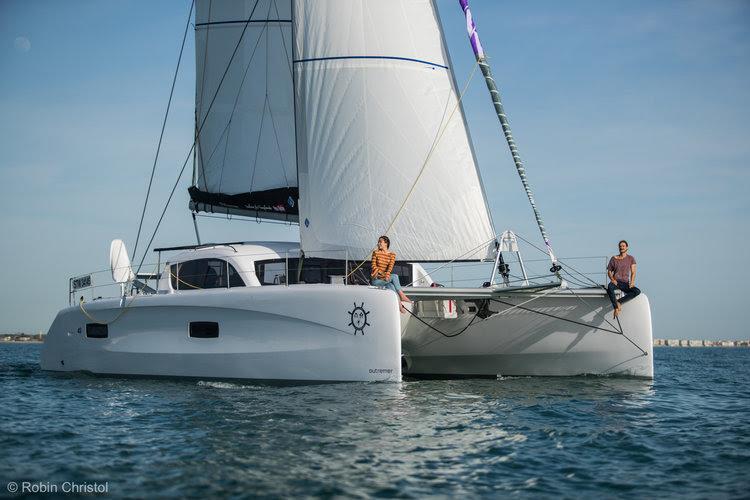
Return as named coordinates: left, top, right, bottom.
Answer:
left=458, top=0, right=561, bottom=274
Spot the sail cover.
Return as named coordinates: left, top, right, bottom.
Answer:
left=293, top=0, right=496, bottom=261
left=191, top=0, right=298, bottom=221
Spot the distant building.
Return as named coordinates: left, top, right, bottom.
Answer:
left=688, top=340, right=703, bottom=347
left=667, top=339, right=680, bottom=347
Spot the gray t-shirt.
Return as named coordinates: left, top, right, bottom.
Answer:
left=608, top=255, right=636, bottom=283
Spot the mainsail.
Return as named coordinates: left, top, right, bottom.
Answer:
left=191, top=0, right=298, bottom=222
left=293, top=0, right=496, bottom=261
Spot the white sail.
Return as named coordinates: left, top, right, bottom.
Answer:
left=293, top=0, right=496, bottom=261
left=191, top=0, right=298, bottom=221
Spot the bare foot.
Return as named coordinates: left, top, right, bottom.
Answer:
left=613, top=304, right=622, bottom=318
left=400, top=303, right=407, bottom=314
left=399, top=291, right=412, bottom=303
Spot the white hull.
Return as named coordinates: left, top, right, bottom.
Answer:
left=401, top=288, right=653, bottom=378
left=42, top=282, right=653, bottom=381
left=41, top=285, right=402, bottom=383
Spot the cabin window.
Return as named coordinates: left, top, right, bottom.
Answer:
left=170, top=259, right=245, bottom=290
left=253, top=258, right=412, bottom=286
left=189, top=321, right=219, bottom=339
left=256, top=260, right=288, bottom=285
left=228, top=263, right=245, bottom=288
left=86, top=323, right=108, bottom=339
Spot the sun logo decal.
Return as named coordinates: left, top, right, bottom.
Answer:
left=348, top=302, right=370, bottom=335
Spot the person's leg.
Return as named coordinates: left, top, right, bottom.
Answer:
left=371, top=278, right=387, bottom=288
left=389, top=274, right=402, bottom=292
left=607, top=282, right=619, bottom=309
left=390, top=274, right=412, bottom=303
left=619, top=284, right=641, bottom=305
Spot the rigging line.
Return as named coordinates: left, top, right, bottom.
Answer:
left=248, top=99, right=269, bottom=193
left=404, top=234, right=514, bottom=287
left=513, top=232, right=602, bottom=288
left=78, top=258, right=162, bottom=325
left=560, top=285, right=622, bottom=334
left=266, top=96, right=291, bottom=187
left=560, top=270, right=596, bottom=289
left=406, top=236, right=509, bottom=287
left=382, top=60, right=479, bottom=238
left=135, top=142, right=195, bottom=276
left=206, top=119, right=233, bottom=167
left=248, top=1, right=275, bottom=194
left=403, top=305, right=482, bottom=338
left=196, top=0, right=263, bottom=192
left=132, top=0, right=194, bottom=262
left=559, top=263, right=604, bottom=289
left=263, top=0, right=291, bottom=189
left=218, top=21, right=271, bottom=190
left=344, top=60, right=481, bottom=280
left=615, top=316, right=648, bottom=356
left=489, top=297, right=623, bottom=336
left=487, top=286, right=559, bottom=316
left=271, top=0, right=294, bottom=78
left=135, top=0, right=263, bottom=274
left=196, top=0, right=214, bottom=190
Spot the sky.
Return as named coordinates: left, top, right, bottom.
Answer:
left=0, top=0, right=748, bottom=339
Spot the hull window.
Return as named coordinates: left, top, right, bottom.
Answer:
left=189, top=321, right=219, bottom=339
left=86, top=323, right=108, bottom=339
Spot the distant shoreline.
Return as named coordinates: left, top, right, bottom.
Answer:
left=654, top=339, right=748, bottom=348
left=1, top=339, right=43, bottom=344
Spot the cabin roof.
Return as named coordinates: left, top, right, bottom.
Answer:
left=164, top=241, right=300, bottom=264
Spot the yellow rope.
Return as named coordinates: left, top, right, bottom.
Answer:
left=346, top=60, right=481, bottom=279
left=77, top=259, right=161, bottom=325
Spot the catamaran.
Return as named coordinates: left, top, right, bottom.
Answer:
left=41, top=0, right=653, bottom=381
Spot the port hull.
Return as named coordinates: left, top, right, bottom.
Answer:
left=41, top=285, right=402, bottom=383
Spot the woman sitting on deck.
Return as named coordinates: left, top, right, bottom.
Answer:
left=370, top=236, right=412, bottom=311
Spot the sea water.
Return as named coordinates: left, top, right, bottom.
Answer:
left=1, top=344, right=748, bottom=498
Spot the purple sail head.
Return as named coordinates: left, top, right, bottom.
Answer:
left=459, top=0, right=485, bottom=60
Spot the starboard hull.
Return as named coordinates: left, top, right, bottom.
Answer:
left=401, top=289, right=653, bottom=378
left=41, top=285, right=402, bottom=383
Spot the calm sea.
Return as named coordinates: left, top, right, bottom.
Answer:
left=1, top=344, right=748, bottom=499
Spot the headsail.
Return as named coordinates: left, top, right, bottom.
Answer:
left=191, top=0, right=298, bottom=222
left=293, top=0, right=496, bottom=261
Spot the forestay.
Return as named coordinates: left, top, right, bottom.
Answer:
left=191, top=0, right=298, bottom=222
left=293, top=0, right=496, bottom=261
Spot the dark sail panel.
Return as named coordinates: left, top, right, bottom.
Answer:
left=192, top=0, right=296, bottom=222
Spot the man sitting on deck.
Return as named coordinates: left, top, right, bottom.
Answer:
left=607, top=240, right=641, bottom=318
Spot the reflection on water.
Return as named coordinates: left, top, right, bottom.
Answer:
left=1, top=345, right=748, bottom=498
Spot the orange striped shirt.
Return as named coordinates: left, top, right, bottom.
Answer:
left=371, top=249, right=396, bottom=280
